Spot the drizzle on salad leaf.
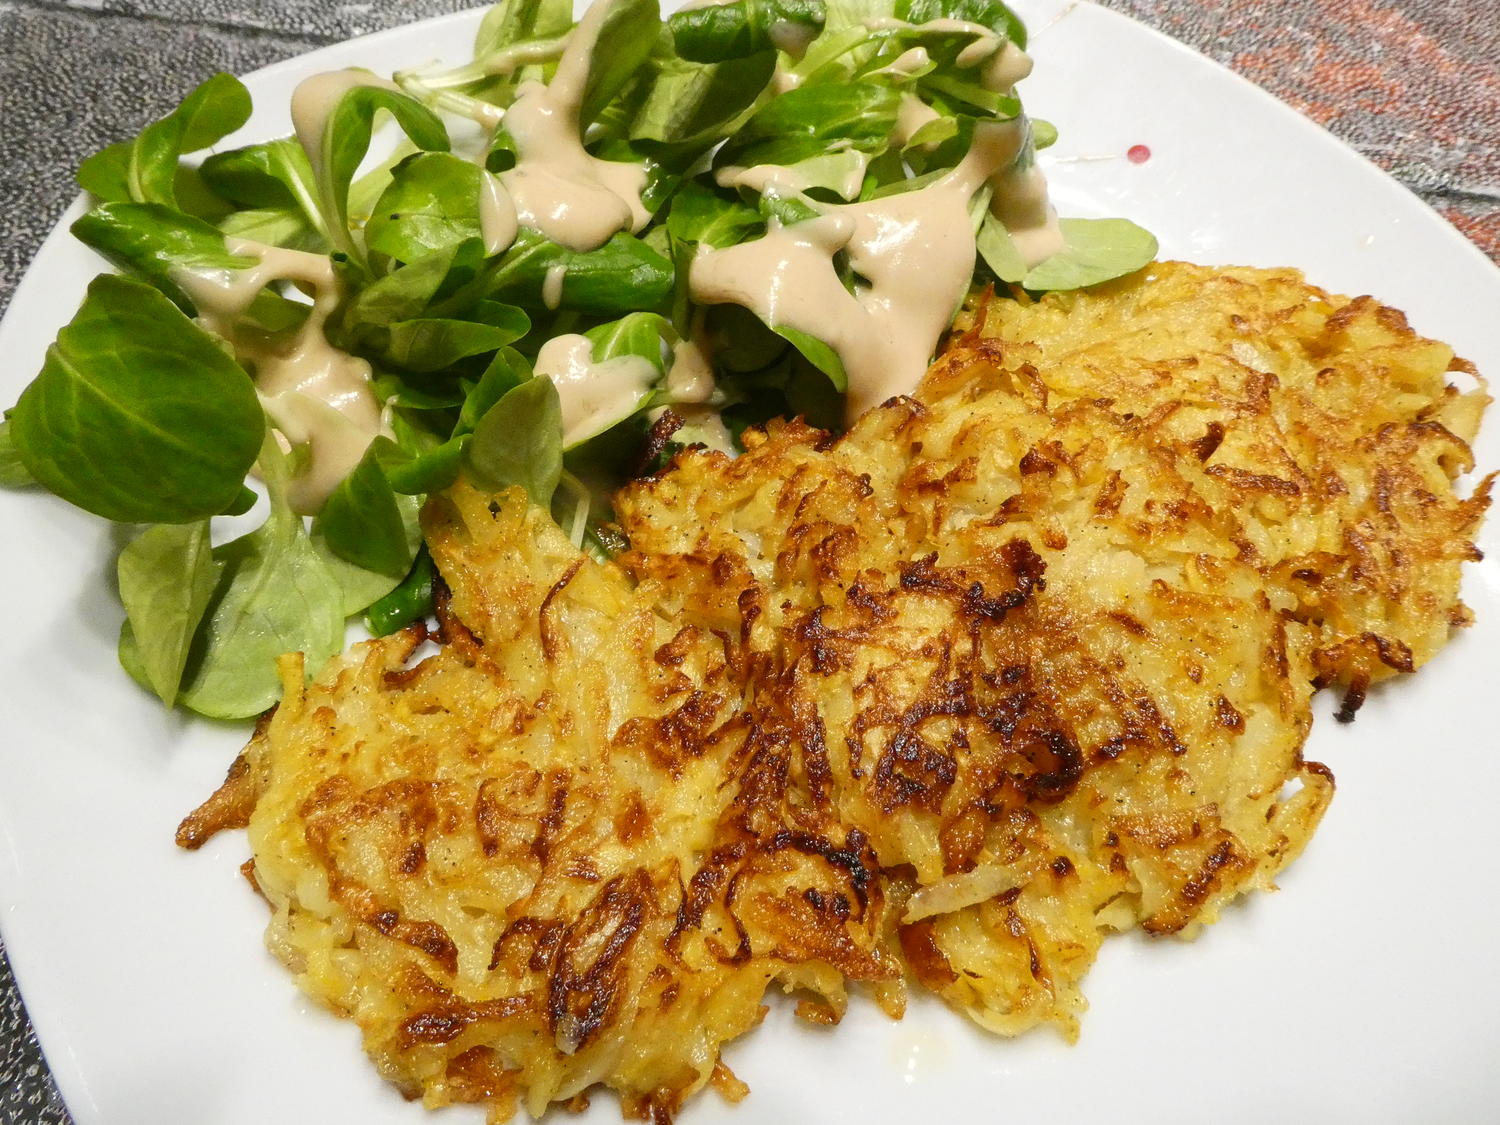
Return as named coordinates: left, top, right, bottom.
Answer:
left=2, top=0, right=1158, bottom=718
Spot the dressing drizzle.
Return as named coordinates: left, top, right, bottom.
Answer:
left=691, top=119, right=1037, bottom=421
left=174, top=240, right=387, bottom=514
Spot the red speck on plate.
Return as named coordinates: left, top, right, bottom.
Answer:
left=1127, top=144, right=1151, bottom=164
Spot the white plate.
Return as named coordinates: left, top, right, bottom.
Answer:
left=2, top=3, right=1497, bottom=1123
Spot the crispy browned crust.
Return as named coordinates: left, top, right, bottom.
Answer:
left=185, top=263, right=1489, bottom=1122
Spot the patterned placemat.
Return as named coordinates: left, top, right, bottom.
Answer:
left=1, top=1, right=1495, bottom=1121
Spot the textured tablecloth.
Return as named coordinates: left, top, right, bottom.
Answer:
left=1, top=1, right=1496, bottom=1121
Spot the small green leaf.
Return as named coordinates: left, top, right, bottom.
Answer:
left=895, top=0, right=1027, bottom=47
left=665, top=181, right=764, bottom=248
left=312, top=437, right=422, bottom=579
left=216, top=208, right=309, bottom=248
left=380, top=307, right=530, bottom=372
left=174, top=440, right=347, bottom=719
left=0, top=420, right=35, bottom=488
left=383, top=435, right=469, bottom=495
left=479, top=230, right=675, bottom=315
left=467, top=376, right=563, bottom=507
left=919, top=73, right=1019, bottom=116
left=669, top=0, right=825, bottom=62
left=70, top=202, right=259, bottom=313
left=199, top=143, right=300, bottom=209
left=9, top=275, right=263, bottom=524
left=625, top=52, right=777, bottom=144
left=117, top=521, right=220, bottom=706
left=715, top=83, right=901, bottom=170
left=341, top=240, right=488, bottom=335
left=365, top=152, right=487, bottom=263
left=201, top=138, right=329, bottom=246
left=309, top=528, right=409, bottom=618
left=1021, top=218, right=1157, bottom=291
left=904, top=115, right=960, bottom=152
left=585, top=312, right=672, bottom=373
left=757, top=192, right=821, bottom=226
left=976, top=212, right=1026, bottom=283
left=774, top=324, right=848, bottom=391
left=475, top=0, right=574, bottom=62
left=309, top=80, right=450, bottom=262
left=78, top=73, right=252, bottom=208
left=457, top=348, right=534, bottom=435
left=577, top=0, right=663, bottom=127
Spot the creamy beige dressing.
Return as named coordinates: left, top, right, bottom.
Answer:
left=869, top=45, right=931, bottom=78
left=893, top=93, right=943, bottom=148
left=691, top=120, right=1028, bottom=422
left=955, top=33, right=1003, bottom=68
left=290, top=69, right=402, bottom=189
left=542, top=263, right=568, bottom=310
left=768, top=19, right=819, bottom=59
left=983, top=40, right=1033, bottom=91
left=990, top=159, right=1065, bottom=265
left=478, top=170, right=520, bottom=255
left=173, top=239, right=387, bottom=514
left=534, top=334, right=657, bottom=447
left=667, top=333, right=716, bottom=404
left=497, top=0, right=650, bottom=252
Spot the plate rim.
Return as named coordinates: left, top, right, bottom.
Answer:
left=2, top=1, right=1497, bottom=1122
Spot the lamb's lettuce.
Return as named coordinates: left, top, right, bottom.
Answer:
left=305, top=82, right=451, bottom=264
left=170, top=441, right=348, bottom=719
left=117, top=521, right=219, bottom=707
left=1020, top=218, right=1159, bottom=290
left=366, top=152, right=488, bottom=263
left=2, top=0, right=1159, bottom=720
left=8, top=275, right=263, bottom=524
left=468, top=376, right=564, bottom=506
left=0, top=421, right=31, bottom=488
left=77, top=73, right=252, bottom=209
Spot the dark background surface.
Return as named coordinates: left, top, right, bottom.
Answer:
left=1, top=0, right=1496, bottom=1121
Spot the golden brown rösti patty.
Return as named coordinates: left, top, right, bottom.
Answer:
left=183, top=261, right=1490, bottom=1122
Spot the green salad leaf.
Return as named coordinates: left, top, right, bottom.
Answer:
left=307, top=81, right=451, bottom=263
left=366, top=152, right=488, bottom=263
left=715, top=83, right=902, bottom=169
left=670, top=0, right=825, bottom=62
left=117, top=521, right=219, bottom=707
left=8, top=275, right=263, bottom=524
left=481, top=230, right=675, bottom=313
left=175, top=439, right=348, bottom=719
left=78, top=73, right=253, bottom=207
left=474, top=0, right=574, bottom=72
left=314, top=438, right=424, bottom=579
left=71, top=203, right=254, bottom=311
left=1021, top=217, right=1158, bottom=290
left=577, top=0, right=663, bottom=125
left=365, top=546, right=437, bottom=636
left=0, top=420, right=36, bottom=489
left=468, top=376, right=564, bottom=506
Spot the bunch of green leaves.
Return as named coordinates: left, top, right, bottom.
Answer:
left=3, top=0, right=1160, bottom=721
